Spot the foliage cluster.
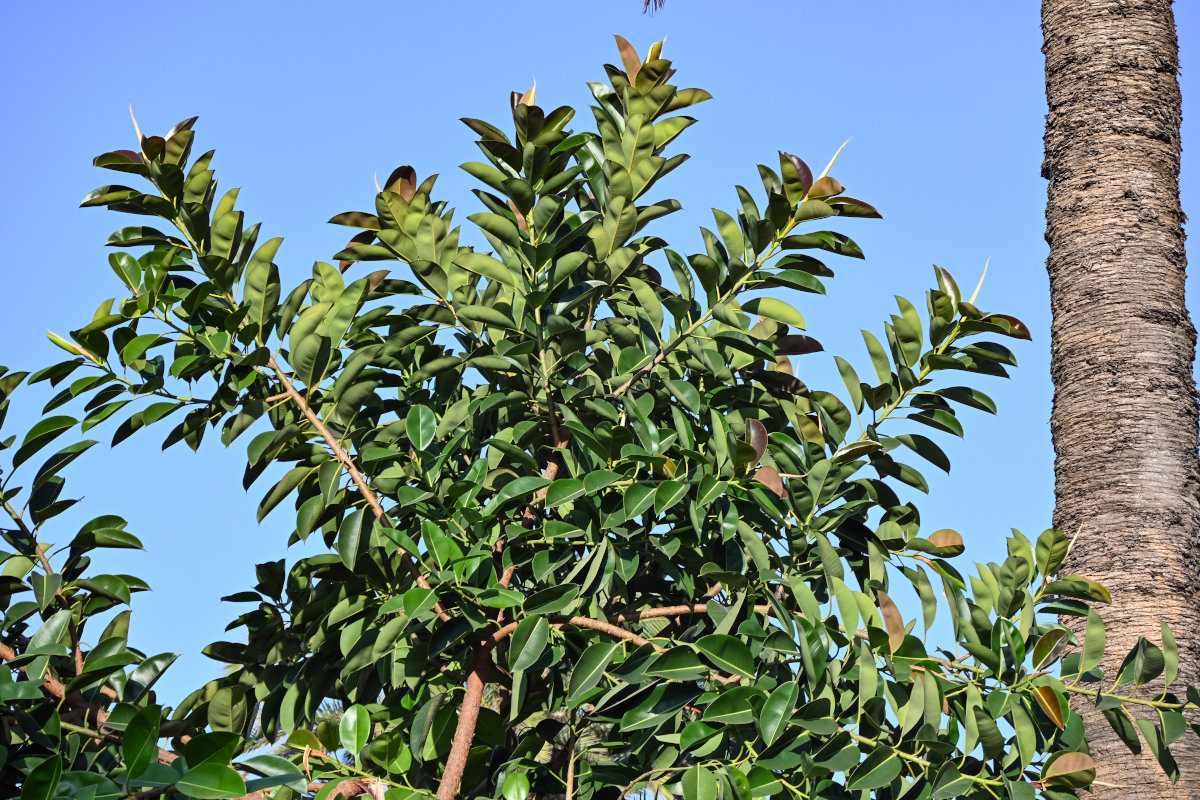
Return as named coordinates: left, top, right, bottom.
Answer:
left=0, top=37, right=1196, bottom=800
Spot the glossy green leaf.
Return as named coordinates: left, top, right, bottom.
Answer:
left=339, top=704, right=371, bottom=757
left=121, top=704, right=160, bottom=780
left=174, top=764, right=247, bottom=799
left=646, top=646, right=708, bottom=680
left=756, top=681, right=798, bottom=746
left=19, top=756, right=61, bottom=800
left=568, top=642, right=618, bottom=705
left=742, top=297, right=805, bottom=329
left=702, top=686, right=759, bottom=725
left=406, top=405, right=435, bottom=451
left=696, top=635, right=754, bottom=679
left=509, top=616, right=550, bottom=672
left=682, top=765, right=719, bottom=800
left=847, top=748, right=901, bottom=791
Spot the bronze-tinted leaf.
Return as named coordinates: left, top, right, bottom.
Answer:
left=614, top=35, right=642, bottom=83
left=877, top=590, right=905, bottom=652
left=776, top=335, right=823, bottom=355
left=328, top=211, right=381, bottom=230
left=830, top=196, right=883, bottom=219
left=1041, top=752, right=1096, bottom=789
left=339, top=230, right=377, bottom=273
left=1032, top=685, right=1066, bottom=730
left=981, top=313, right=1033, bottom=340
left=927, top=529, right=965, bottom=556
left=781, top=152, right=813, bottom=196
left=808, top=176, right=844, bottom=199
left=511, top=82, right=536, bottom=110
left=744, top=419, right=768, bottom=468
left=749, top=370, right=809, bottom=399
left=366, top=269, right=391, bottom=294
left=753, top=465, right=785, bottom=498
left=508, top=200, right=529, bottom=234
left=384, top=166, right=417, bottom=202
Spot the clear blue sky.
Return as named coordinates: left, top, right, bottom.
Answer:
left=0, top=2, right=1195, bottom=704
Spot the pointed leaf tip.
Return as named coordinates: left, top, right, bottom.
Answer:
left=614, top=35, right=642, bottom=82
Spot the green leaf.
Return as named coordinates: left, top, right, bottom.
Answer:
left=654, top=480, right=688, bottom=514
left=568, top=642, right=618, bottom=705
left=646, top=647, right=708, bottom=681
left=19, top=756, right=61, bottom=800
left=523, top=585, right=580, bottom=615
left=545, top=479, right=586, bottom=508
left=696, top=635, right=754, bottom=679
left=468, top=213, right=523, bottom=248
left=339, top=704, right=371, bottom=757
left=931, top=763, right=973, bottom=799
left=1162, top=621, right=1179, bottom=687
left=834, top=356, right=864, bottom=413
left=847, top=747, right=901, bottom=791
left=509, top=616, right=550, bottom=672
left=14, top=416, right=77, bottom=469
left=1101, top=707, right=1141, bottom=755
left=861, top=330, right=892, bottom=385
left=1036, top=528, right=1069, bottom=576
left=483, top=476, right=551, bottom=516
left=121, top=704, right=160, bottom=780
left=973, top=706, right=1005, bottom=760
left=1032, top=629, right=1070, bottom=670
left=1011, top=700, right=1036, bottom=769
left=403, top=587, right=439, bottom=618
left=681, top=765, right=719, bottom=800
left=702, top=686, right=759, bottom=725
left=742, top=297, right=805, bottom=329
left=239, top=755, right=306, bottom=793
left=756, top=681, right=798, bottom=746
left=666, top=379, right=701, bottom=414
left=406, top=405, right=435, bottom=451
left=337, top=509, right=368, bottom=570
left=174, top=764, right=247, bottom=799
left=454, top=252, right=520, bottom=289
left=502, top=772, right=531, bottom=800
left=938, top=385, right=997, bottom=414
left=456, top=304, right=517, bottom=329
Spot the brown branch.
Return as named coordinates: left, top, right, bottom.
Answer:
left=2, top=642, right=180, bottom=766
left=437, top=636, right=493, bottom=800
left=437, top=600, right=767, bottom=800
left=1, top=501, right=87, bottom=676
left=608, top=603, right=772, bottom=624
left=269, top=357, right=449, bottom=621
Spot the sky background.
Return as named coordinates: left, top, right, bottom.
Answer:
left=0, top=1, right=1195, bottom=705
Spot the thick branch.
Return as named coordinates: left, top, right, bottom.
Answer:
left=437, top=638, right=493, bottom=800
left=435, top=601, right=775, bottom=800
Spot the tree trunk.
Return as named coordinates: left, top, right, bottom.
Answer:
left=1043, top=0, right=1200, bottom=796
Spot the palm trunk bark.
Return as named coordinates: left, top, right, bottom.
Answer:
left=1043, top=0, right=1200, bottom=796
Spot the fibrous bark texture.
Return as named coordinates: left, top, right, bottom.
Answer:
left=1043, top=0, right=1199, bottom=795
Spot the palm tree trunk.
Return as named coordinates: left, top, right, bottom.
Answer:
left=1043, top=1, right=1200, bottom=796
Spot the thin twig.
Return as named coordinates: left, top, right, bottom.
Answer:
left=269, top=357, right=449, bottom=621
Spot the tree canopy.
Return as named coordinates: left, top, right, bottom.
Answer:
left=0, top=36, right=1195, bottom=800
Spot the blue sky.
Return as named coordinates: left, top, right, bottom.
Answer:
left=0, top=2, right=1195, bottom=704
